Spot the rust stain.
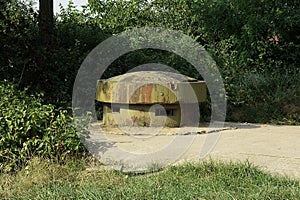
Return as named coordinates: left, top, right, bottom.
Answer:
left=129, top=87, right=139, bottom=103
left=102, top=71, right=199, bottom=104
left=143, top=84, right=153, bottom=104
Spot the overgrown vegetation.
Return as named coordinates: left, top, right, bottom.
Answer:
left=1, top=0, right=299, bottom=121
left=0, top=0, right=299, bottom=172
left=88, top=0, right=300, bottom=123
left=0, top=81, right=86, bottom=172
left=0, top=159, right=299, bottom=199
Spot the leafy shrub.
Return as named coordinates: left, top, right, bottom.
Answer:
left=0, top=0, right=39, bottom=84
left=1, top=0, right=299, bottom=124
left=0, top=1, right=109, bottom=106
left=0, top=81, right=86, bottom=172
left=227, top=70, right=300, bottom=123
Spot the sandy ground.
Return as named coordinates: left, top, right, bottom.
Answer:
left=85, top=122, right=300, bottom=179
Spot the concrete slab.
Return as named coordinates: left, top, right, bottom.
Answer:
left=84, top=122, right=300, bottom=178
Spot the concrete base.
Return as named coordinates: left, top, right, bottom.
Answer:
left=84, top=122, right=300, bottom=179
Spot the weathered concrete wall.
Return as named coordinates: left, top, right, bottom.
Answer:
left=103, top=104, right=181, bottom=127
left=96, top=71, right=206, bottom=127
left=96, top=81, right=206, bottom=104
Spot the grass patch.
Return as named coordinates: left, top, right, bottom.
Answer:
left=0, top=158, right=299, bottom=199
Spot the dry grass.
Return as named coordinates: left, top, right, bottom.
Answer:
left=1, top=158, right=299, bottom=199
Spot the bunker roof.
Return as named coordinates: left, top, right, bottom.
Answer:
left=96, top=71, right=206, bottom=104
left=106, top=71, right=198, bottom=83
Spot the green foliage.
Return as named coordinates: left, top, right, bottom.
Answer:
left=0, top=81, right=86, bottom=172
left=0, top=0, right=299, bottom=125
left=88, top=0, right=154, bottom=33
left=227, top=70, right=300, bottom=124
left=0, top=0, right=109, bottom=106
left=0, top=0, right=39, bottom=83
left=39, top=3, right=109, bottom=106
left=87, top=0, right=300, bottom=123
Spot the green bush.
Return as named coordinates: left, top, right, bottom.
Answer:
left=1, top=0, right=299, bottom=124
left=0, top=1, right=109, bottom=106
left=87, top=0, right=299, bottom=122
left=226, top=70, right=300, bottom=123
left=0, top=81, right=86, bottom=172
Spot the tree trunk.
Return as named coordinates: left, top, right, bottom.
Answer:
left=36, top=0, right=53, bottom=90
left=39, top=0, right=53, bottom=44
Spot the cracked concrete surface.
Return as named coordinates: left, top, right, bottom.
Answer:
left=177, top=123, right=300, bottom=179
left=85, top=122, right=300, bottom=178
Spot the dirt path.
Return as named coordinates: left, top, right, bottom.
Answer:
left=86, top=122, right=300, bottom=179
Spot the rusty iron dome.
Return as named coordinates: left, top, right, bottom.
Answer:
left=96, top=71, right=206, bottom=127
